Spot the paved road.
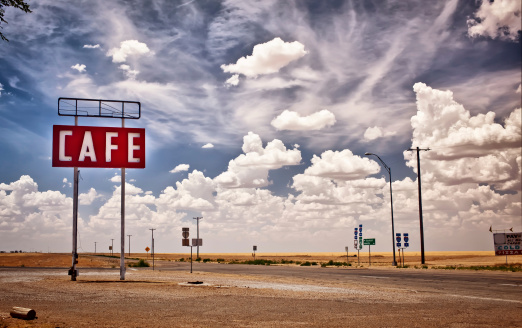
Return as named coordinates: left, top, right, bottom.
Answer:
left=155, top=261, right=522, bottom=302
left=2, top=262, right=521, bottom=303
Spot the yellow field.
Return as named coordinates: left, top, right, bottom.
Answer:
left=1, top=251, right=519, bottom=268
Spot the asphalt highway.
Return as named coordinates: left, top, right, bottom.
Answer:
left=155, top=261, right=522, bottom=303
left=1, top=261, right=520, bottom=304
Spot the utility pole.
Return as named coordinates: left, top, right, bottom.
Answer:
left=149, top=229, right=156, bottom=270
left=94, top=242, right=97, bottom=254
left=111, top=239, right=114, bottom=256
left=193, top=217, right=202, bottom=258
left=127, top=235, right=132, bottom=257
left=408, top=146, right=430, bottom=264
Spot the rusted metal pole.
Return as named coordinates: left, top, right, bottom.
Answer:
left=71, top=115, right=79, bottom=281
left=120, top=118, right=126, bottom=280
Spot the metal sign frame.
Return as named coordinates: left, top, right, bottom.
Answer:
left=58, top=98, right=141, bottom=119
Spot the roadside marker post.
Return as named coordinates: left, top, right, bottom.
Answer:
left=345, top=246, right=349, bottom=265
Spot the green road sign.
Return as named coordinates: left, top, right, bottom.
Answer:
left=363, top=238, right=375, bottom=246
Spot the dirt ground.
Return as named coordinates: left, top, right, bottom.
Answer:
left=0, top=252, right=521, bottom=327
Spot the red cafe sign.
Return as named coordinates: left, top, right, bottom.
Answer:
left=52, top=125, right=145, bottom=168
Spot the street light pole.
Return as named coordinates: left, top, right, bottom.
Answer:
left=111, top=239, right=114, bottom=256
left=365, top=152, right=397, bottom=266
left=408, top=147, right=430, bottom=265
left=94, top=241, right=97, bottom=254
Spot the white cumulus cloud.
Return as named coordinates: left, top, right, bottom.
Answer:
left=214, top=132, right=301, bottom=188
left=225, top=74, right=239, bottom=87
left=83, top=44, right=100, bottom=49
left=106, top=40, right=151, bottom=63
left=408, top=82, right=521, bottom=190
left=221, top=37, right=307, bottom=77
left=363, top=126, right=396, bottom=141
left=303, top=150, right=381, bottom=181
left=157, top=170, right=215, bottom=211
left=0, top=176, right=73, bottom=246
left=62, top=178, right=71, bottom=188
left=202, top=143, right=214, bottom=149
left=79, top=188, right=100, bottom=205
left=170, top=164, right=190, bottom=173
left=467, top=0, right=522, bottom=41
left=271, top=109, right=336, bottom=131
left=71, top=64, right=86, bottom=73
left=119, top=64, right=139, bottom=79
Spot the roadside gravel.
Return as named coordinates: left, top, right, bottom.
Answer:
left=0, top=268, right=520, bottom=327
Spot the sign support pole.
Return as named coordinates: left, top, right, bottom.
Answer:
left=150, top=228, right=156, bottom=271
left=193, top=217, right=202, bottom=258
left=368, top=245, right=371, bottom=266
left=120, top=118, right=126, bottom=281
left=71, top=116, right=79, bottom=281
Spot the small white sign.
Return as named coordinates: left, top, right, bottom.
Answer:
left=192, top=238, right=203, bottom=247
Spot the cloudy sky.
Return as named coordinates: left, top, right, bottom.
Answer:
left=0, top=0, right=520, bottom=254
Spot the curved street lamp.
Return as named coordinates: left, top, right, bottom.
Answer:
left=365, top=152, right=397, bottom=266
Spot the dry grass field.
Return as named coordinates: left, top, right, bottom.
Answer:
left=0, top=251, right=519, bottom=268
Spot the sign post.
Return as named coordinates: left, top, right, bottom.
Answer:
left=182, top=227, right=194, bottom=273
left=363, top=238, right=376, bottom=266
left=396, top=233, right=409, bottom=267
left=354, top=227, right=360, bottom=266
left=54, top=98, right=143, bottom=281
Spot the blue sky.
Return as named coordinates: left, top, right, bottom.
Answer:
left=0, top=0, right=520, bottom=254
